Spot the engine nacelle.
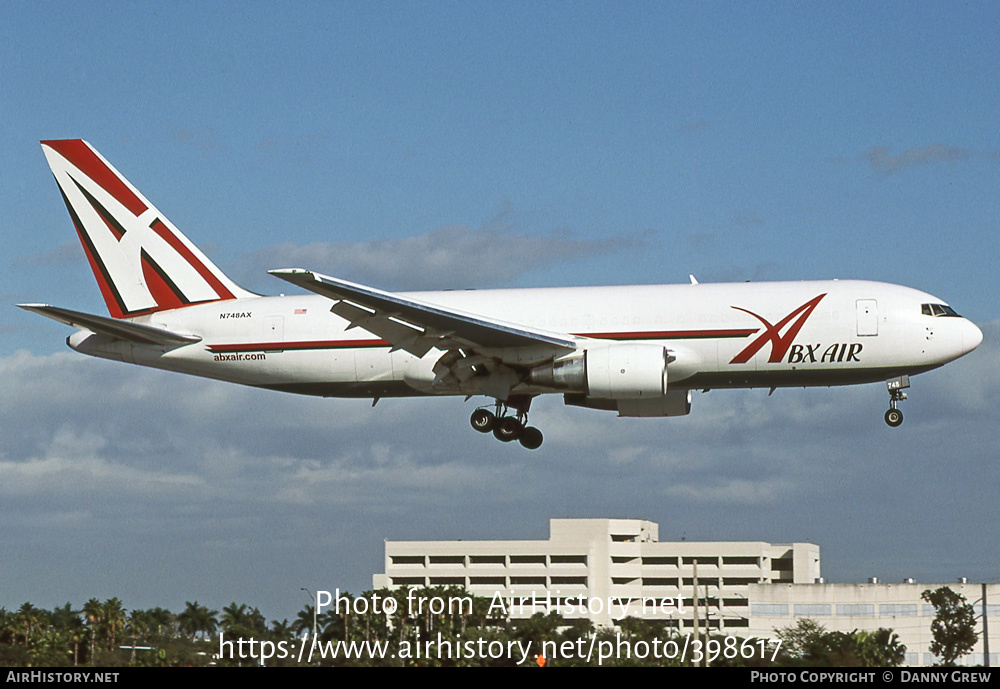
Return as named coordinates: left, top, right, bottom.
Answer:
left=564, top=389, right=692, bottom=417
left=530, top=343, right=669, bottom=399
left=617, top=390, right=691, bottom=417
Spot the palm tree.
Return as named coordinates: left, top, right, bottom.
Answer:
left=293, top=604, right=316, bottom=639
left=102, top=598, right=126, bottom=653
left=177, top=601, right=218, bottom=640
left=246, top=607, right=267, bottom=637
left=0, top=608, right=17, bottom=646
left=145, top=607, right=177, bottom=639
left=126, top=609, right=154, bottom=666
left=82, top=598, right=103, bottom=663
left=329, top=590, right=353, bottom=641
left=270, top=618, right=293, bottom=638
left=220, top=602, right=249, bottom=637
left=51, top=603, right=85, bottom=666
left=16, top=602, right=43, bottom=649
left=318, top=610, right=344, bottom=643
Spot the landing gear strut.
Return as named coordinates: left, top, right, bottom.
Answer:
left=884, top=376, right=909, bottom=428
left=469, top=397, right=543, bottom=449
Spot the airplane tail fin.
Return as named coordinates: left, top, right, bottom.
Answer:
left=40, top=139, right=254, bottom=319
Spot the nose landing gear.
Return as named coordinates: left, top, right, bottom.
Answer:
left=469, top=397, right=543, bottom=449
left=884, top=376, right=909, bottom=428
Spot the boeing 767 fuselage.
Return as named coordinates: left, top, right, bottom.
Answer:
left=20, top=140, right=983, bottom=449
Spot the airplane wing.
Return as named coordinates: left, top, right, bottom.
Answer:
left=268, top=268, right=578, bottom=357
left=17, top=304, right=201, bottom=346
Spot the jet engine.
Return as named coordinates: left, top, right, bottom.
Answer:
left=529, top=343, right=669, bottom=398
left=530, top=344, right=694, bottom=417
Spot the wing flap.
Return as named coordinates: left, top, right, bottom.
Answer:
left=17, top=304, right=201, bottom=346
left=329, top=300, right=445, bottom=357
left=269, top=268, right=577, bottom=353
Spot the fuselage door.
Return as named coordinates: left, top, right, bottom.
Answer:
left=856, top=299, right=878, bottom=337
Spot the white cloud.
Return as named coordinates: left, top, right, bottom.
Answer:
left=241, top=224, right=651, bottom=290
left=865, top=144, right=973, bottom=174
left=0, top=325, right=996, bottom=618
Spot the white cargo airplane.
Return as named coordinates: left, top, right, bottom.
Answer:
left=20, top=140, right=983, bottom=449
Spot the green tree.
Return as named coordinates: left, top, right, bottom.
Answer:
left=221, top=602, right=264, bottom=639
left=293, top=603, right=316, bottom=639
left=82, top=598, right=104, bottom=663
left=775, top=618, right=828, bottom=664
left=177, top=601, right=218, bottom=641
left=126, top=609, right=157, bottom=666
left=15, top=603, right=43, bottom=650
left=101, top=598, right=127, bottom=653
left=775, top=619, right=906, bottom=667
left=855, top=628, right=906, bottom=667
left=51, top=603, right=85, bottom=666
left=922, top=587, right=977, bottom=666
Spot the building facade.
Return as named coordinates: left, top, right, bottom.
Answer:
left=374, top=518, right=998, bottom=666
left=747, top=581, right=999, bottom=666
left=374, top=518, right=820, bottom=628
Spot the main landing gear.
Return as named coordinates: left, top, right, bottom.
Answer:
left=884, top=375, right=909, bottom=428
left=470, top=398, right=543, bottom=450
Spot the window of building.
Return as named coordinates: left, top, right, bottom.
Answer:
left=771, top=558, right=794, bottom=571
left=794, top=604, right=831, bottom=616
left=837, top=604, right=874, bottom=616
left=550, top=555, right=587, bottom=565
left=879, top=604, right=917, bottom=616
left=642, top=556, right=676, bottom=565
left=470, top=555, right=505, bottom=565
left=510, top=577, right=546, bottom=585
left=683, top=557, right=717, bottom=565
left=390, top=556, right=425, bottom=566
left=429, top=556, right=465, bottom=565
left=510, top=555, right=546, bottom=565
left=751, top=604, right=789, bottom=616
left=722, top=556, right=760, bottom=566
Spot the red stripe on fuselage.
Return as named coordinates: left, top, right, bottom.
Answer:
left=582, top=329, right=758, bottom=340
left=208, top=339, right=390, bottom=353
left=206, top=328, right=759, bottom=354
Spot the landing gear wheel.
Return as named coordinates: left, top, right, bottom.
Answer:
left=470, top=408, right=496, bottom=433
left=884, top=408, right=903, bottom=427
left=518, top=426, right=543, bottom=450
left=884, top=376, right=908, bottom=429
left=494, top=416, right=522, bottom=442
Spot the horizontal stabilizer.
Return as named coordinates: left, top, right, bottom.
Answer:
left=268, top=268, right=577, bottom=352
left=17, top=304, right=201, bottom=346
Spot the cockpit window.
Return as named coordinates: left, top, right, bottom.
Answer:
left=921, top=303, right=961, bottom=317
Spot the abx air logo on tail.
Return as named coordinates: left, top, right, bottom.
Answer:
left=41, top=140, right=244, bottom=319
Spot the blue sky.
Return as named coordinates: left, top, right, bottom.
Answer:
left=1, top=2, right=998, bottom=622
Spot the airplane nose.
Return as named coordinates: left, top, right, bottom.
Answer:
left=963, top=319, right=984, bottom=354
